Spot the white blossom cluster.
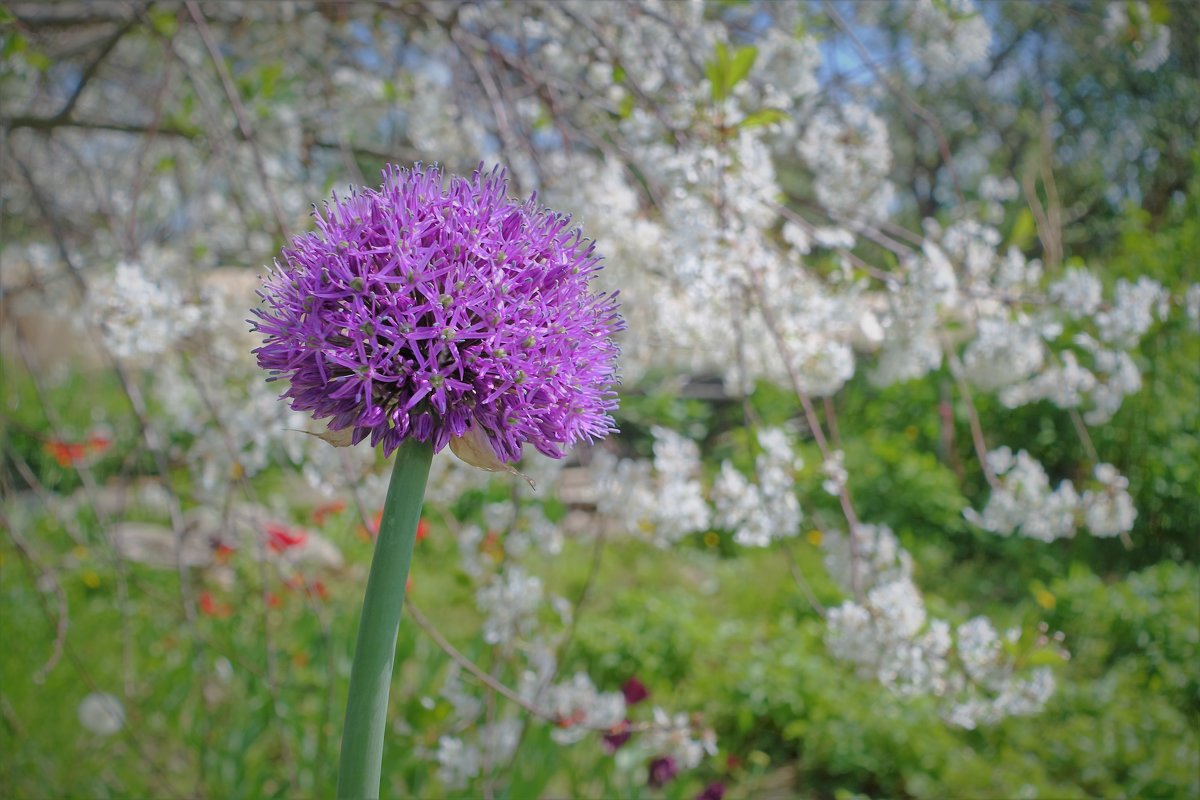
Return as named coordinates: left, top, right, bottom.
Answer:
left=797, top=103, right=895, bottom=222
left=821, top=449, right=848, bottom=497
left=1102, top=1, right=1171, bottom=71
left=1081, top=463, right=1138, bottom=538
left=476, top=565, right=544, bottom=647
left=965, top=448, right=1137, bottom=541
left=826, top=577, right=953, bottom=697
left=1186, top=284, right=1200, bottom=332
left=613, top=707, right=717, bottom=775
left=712, top=428, right=803, bottom=547
left=1094, top=276, right=1170, bottom=349
left=961, top=269, right=1169, bottom=425
left=822, top=523, right=1057, bottom=726
left=433, top=720, right=524, bottom=790
left=871, top=241, right=957, bottom=385
left=962, top=316, right=1046, bottom=392
left=907, top=0, right=993, bottom=79
left=539, top=62, right=870, bottom=398
left=532, top=672, right=627, bottom=746
left=823, top=523, right=914, bottom=594
left=591, top=427, right=710, bottom=547
left=941, top=619, right=1056, bottom=730
left=85, top=261, right=201, bottom=361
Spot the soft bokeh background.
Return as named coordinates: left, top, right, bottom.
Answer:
left=2, top=2, right=1197, bottom=798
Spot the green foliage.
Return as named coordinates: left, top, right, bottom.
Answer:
left=739, top=108, right=789, bottom=130
left=705, top=42, right=757, bottom=103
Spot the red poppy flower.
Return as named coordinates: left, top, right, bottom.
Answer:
left=199, top=591, right=232, bottom=618
left=265, top=523, right=308, bottom=553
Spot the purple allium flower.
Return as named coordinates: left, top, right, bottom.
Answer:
left=252, top=164, right=623, bottom=462
left=648, top=755, right=679, bottom=788
left=621, top=676, right=649, bottom=706
left=695, top=782, right=726, bottom=800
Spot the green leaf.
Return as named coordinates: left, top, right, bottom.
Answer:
left=707, top=42, right=758, bottom=103
left=728, top=44, right=758, bottom=92
left=618, top=91, right=635, bottom=119
left=1, top=31, right=26, bottom=59
left=257, top=62, right=283, bottom=99
left=705, top=41, right=729, bottom=101
left=740, top=107, right=789, bottom=130
left=149, top=8, right=179, bottom=37
left=25, top=48, right=51, bottom=71
left=1147, top=0, right=1171, bottom=25
left=1024, top=647, right=1067, bottom=667
left=1010, top=207, right=1037, bottom=250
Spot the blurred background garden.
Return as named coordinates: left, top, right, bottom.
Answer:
left=1, top=1, right=1197, bottom=798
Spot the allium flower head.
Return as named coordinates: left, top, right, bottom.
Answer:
left=252, top=164, right=622, bottom=462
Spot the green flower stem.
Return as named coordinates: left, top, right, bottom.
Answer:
left=337, top=438, right=433, bottom=800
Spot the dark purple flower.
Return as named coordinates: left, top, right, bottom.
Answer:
left=648, top=755, right=678, bottom=789
left=696, top=782, right=726, bottom=800
left=602, top=721, right=632, bottom=753
left=252, top=164, right=623, bottom=461
left=621, top=676, right=649, bottom=706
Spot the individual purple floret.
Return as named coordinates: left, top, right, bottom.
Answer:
left=252, top=164, right=623, bottom=462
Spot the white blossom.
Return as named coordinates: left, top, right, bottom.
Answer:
left=1102, top=1, right=1171, bottom=71
left=1095, top=277, right=1167, bottom=348
left=821, top=449, right=848, bottom=496
left=798, top=103, right=894, bottom=222
left=823, top=523, right=913, bottom=594
left=86, top=261, right=201, bottom=360
left=713, top=428, right=802, bottom=547
left=909, top=0, right=992, bottom=78
left=1185, top=284, right=1200, bottom=332
left=77, top=692, right=125, bottom=736
left=825, top=577, right=950, bottom=697
left=1048, top=267, right=1104, bottom=319
left=476, top=566, right=543, bottom=646
left=591, top=427, right=710, bottom=547
left=435, top=735, right=480, bottom=790
left=965, top=448, right=1080, bottom=542
left=641, top=707, right=717, bottom=770
left=962, top=317, right=1045, bottom=391
left=538, top=673, right=626, bottom=745
left=1081, top=463, right=1137, bottom=538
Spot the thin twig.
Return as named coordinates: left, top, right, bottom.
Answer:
left=184, top=1, right=288, bottom=241
left=124, top=10, right=178, bottom=251
left=1068, top=407, right=1101, bottom=466
left=47, top=15, right=137, bottom=123
left=2, top=510, right=70, bottom=681
left=943, top=344, right=1000, bottom=489
left=404, top=600, right=549, bottom=719
left=781, top=539, right=827, bottom=619
left=743, top=265, right=866, bottom=600
left=822, top=0, right=964, bottom=204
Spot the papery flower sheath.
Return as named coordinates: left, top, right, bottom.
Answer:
left=252, top=164, right=623, bottom=462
